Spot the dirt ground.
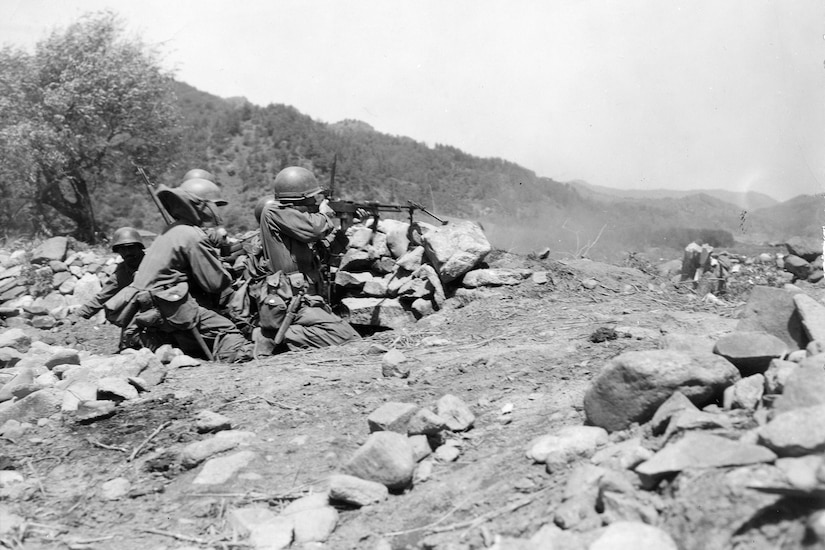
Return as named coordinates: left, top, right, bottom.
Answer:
left=1, top=255, right=743, bottom=549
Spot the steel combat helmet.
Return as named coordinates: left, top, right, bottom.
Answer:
left=182, top=168, right=216, bottom=183
left=272, top=167, right=323, bottom=202
left=110, top=227, right=144, bottom=251
left=179, top=178, right=227, bottom=206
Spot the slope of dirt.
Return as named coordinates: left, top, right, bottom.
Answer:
left=1, top=258, right=743, bottom=549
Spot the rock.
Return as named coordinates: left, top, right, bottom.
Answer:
left=591, top=438, right=654, bottom=470
left=0, top=368, right=34, bottom=403
left=763, top=359, right=799, bottom=395
left=61, top=380, right=97, bottom=412
left=195, top=410, right=232, bottom=433
left=793, top=294, right=825, bottom=344
left=661, top=409, right=733, bottom=440
left=735, top=285, right=806, bottom=349
left=193, top=450, right=257, bottom=485
left=228, top=507, right=293, bottom=550
left=328, top=474, right=389, bottom=507
left=758, top=404, right=825, bottom=456
left=0, top=388, right=62, bottom=425
left=0, top=506, right=25, bottom=536
left=0, top=328, right=32, bottom=353
left=526, top=426, right=608, bottom=471
left=341, top=297, right=415, bottom=329
left=589, top=521, right=677, bottom=550
left=635, top=433, right=776, bottom=479
left=713, top=331, right=788, bottom=375
left=599, top=491, right=659, bottom=525
left=772, top=363, right=825, bottom=412
left=281, top=494, right=339, bottom=544
left=784, top=254, right=812, bottom=280
left=169, top=355, right=201, bottom=368
left=408, top=434, right=432, bottom=461
left=462, top=268, right=529, bottom=287
left=367, top=402, right=419, bottom=433
left=434, top=444, right=460, bottom=463
left=554, top=492, right=600, bottom=530
left=436, top=394, right=475, bottom=432
left=648, top=391, right=699, bottom=435
left=422, top=220, right=491, bottom=283
left=396, top=247, right=425, bottom=271
left=43, top=349, right=81, bottom=370
left=785, top=236, right=821, bottom=261
left=30, top=236, right=68, bottom=264
left=343, top=431, right=415, bottom=491
left=75, top=400, right=117, bottom=423
left=660, top=466, right=782, bottom=549
left=181, top=430, right=256, bottom=468
left=584, top=350, right=740, bottom=432
left=723, top=374, right=764, bottom=410
left=100, top=477, right=131, bottom=500
left=407, top=408, right=447, bottom=436
left=0, top=347, right=22, bottom=369
left=381, top=349, right=410, bottom=378
left=96, top=377, right=139, bottom=401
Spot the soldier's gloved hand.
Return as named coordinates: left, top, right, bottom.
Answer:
left=318, top=199, right=334, bottom=217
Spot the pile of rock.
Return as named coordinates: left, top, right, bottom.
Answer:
left=781, top=236, right=824, bottom=284
left=0, top=236, right=110, bottom=326
left=0, top=328, right=188, bottom=431
left=503, top=283, right=825, bottom=549
left=336, top=218, right=495, bottom=327
left=675, top=236, right=823, bottom=298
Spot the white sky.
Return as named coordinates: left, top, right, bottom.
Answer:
left=2, top=0, right=823, bottom=202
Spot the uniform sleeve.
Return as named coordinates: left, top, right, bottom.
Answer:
left=186, top=236, right=233, bottom=295
left=77, top=270, right=123, bottom=318
left=265, top=208, right=334, bottom=243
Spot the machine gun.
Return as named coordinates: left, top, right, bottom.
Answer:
left=328, top=199, right=448, bottom=231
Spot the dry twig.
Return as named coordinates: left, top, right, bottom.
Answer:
left=128, top=421, right=172, bottom=462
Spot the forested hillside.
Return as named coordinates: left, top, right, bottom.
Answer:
left=14, top=77, right=823, bottom=260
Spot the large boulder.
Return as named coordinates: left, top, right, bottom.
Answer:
left=584, top=350, right=740, bottom=432
left=735, top=285, right=806, bottom=349
left=422, top=220, right=490, bottom=284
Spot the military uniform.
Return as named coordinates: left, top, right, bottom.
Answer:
left=130, top=222, right=248, bottom=362
left=77, top=261, right=139, bottom=319
left=255, top=167, right=360, bottom=351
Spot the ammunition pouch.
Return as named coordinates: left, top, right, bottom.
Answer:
left=258, top=271, right=306, bottom=332
left=152, top=282, right=198, bottom=330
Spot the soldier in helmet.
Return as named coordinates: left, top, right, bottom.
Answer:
left=181, top=168, right=217, bottom=184
left=106, top=178, right=250, bottom=362
left=76, top=227, right=145, bottom=320
left=253, top=166, right=360, bottom=352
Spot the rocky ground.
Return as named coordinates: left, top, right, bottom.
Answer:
left=2, top=242, right=825, bottom=550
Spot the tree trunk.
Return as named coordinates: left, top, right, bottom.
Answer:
left=39, top=173, right=99, bottom=243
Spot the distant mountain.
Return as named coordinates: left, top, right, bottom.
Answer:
left=93, top=80, right=821, bottom=261
left=568, top=180, right=779, bottom=211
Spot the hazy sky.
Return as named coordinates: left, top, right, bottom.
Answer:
left=2, top=0, right=823, bottom=201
